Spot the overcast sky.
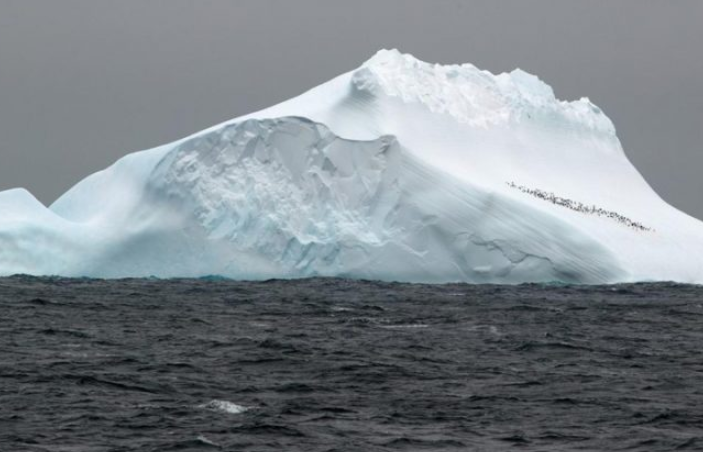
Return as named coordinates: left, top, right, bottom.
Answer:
left=0, top=1, right=701, bottom=218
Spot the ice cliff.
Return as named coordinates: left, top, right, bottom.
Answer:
left=2, top=49, right=702, bottom=283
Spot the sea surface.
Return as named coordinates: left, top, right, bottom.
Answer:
left=1, top=277, right=702, bottom=451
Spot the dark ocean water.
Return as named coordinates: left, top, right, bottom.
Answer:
left=1, top=276, right=703, bottom=452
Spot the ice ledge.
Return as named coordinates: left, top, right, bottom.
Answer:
left=353, top=49, right=616, bottom=135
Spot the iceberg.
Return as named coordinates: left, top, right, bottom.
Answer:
left=2, top=49, right=702, bottom=283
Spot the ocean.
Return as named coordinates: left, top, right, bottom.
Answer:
left=1, top=276, right=702, bottom=451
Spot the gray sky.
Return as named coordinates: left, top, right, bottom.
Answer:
left=1, top=1, right=701, bottom=218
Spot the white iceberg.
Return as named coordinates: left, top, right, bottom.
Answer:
left=2, top=49, right=702, bottom=283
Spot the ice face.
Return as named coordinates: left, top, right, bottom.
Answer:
left=1, top=50, right=702, bottom=283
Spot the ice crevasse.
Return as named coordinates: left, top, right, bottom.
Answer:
left=1, top=49, right=702, bottom=283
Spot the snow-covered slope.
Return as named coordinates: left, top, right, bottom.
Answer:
left=2, top=49, right=702, bottom=283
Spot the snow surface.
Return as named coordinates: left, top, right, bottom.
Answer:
left=2, top=49, right=702, bottom=283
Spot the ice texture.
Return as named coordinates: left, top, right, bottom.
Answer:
left=1, top=50, right=702, bottom=283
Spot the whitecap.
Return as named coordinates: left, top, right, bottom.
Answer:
left=198, top=399, right=248, bottom=414
left=196, top=435, right=219, bottom=447
left=380, top=324, right=429, bottom=329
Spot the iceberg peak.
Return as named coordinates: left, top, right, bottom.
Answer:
left=353, top=49, right=614, bottom=134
